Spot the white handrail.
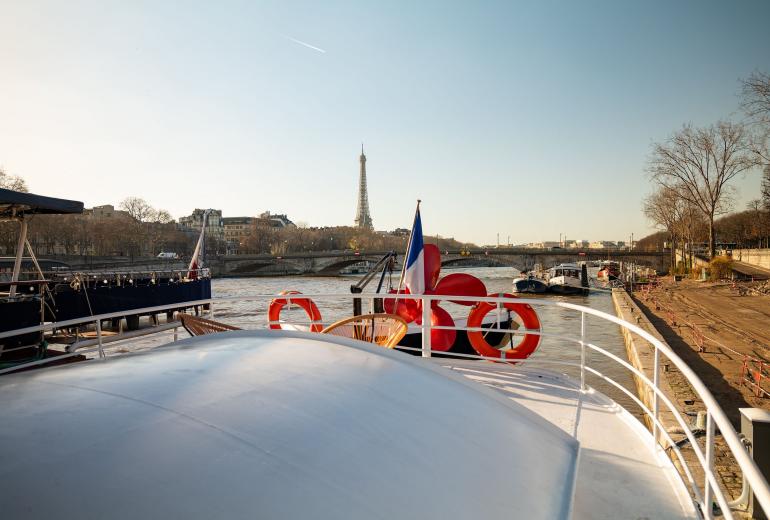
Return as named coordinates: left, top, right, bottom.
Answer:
left=1, top=291, right=768, bottom=517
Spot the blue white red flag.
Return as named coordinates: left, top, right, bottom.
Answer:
left=403, top=205, right=425, bottom=295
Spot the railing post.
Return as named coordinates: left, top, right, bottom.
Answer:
left=580, top=311, right=586, bottom=391
left=704, top=411, right=715, bottom=520
left=653, top=345, right=660, bottom=446
left=209, top=302, right=215, bottom=319
left=173, top=326, right=178, bottom=342
left=421, top=295, right=432, bottom=358
left=95, top=319, right=105, bottom=359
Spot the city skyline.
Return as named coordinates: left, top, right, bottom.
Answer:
left=84, top=201, right=643, bottom=248
left=1, top=2, right=769, bottom=245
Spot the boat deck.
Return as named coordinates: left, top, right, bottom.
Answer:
left=437, top=361, right=698, bottom=519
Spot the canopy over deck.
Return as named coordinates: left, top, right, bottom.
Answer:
left=0, top=187, right=83, bottom=219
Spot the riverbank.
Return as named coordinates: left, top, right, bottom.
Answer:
left=617, top=277, right=770, bottom=510
left=612, top=287, right=747, bottom=507
left=634, top=277, right=770, bottom=422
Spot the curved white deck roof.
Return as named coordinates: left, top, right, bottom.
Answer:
left=0, top=330, right=578, bottom=519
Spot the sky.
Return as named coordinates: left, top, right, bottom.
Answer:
left=1, top=1, right=769, bottom=246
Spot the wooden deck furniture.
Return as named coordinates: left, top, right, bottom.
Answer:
left=179, top=314, right=241, bottom=337
left=320, top=313, right=408, bottom=348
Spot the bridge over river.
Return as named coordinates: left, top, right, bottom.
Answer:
left=212, top=248, right=669, bottom=277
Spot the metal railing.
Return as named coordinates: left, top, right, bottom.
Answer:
left=0, top=292, right=768, bottom=518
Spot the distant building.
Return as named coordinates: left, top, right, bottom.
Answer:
left=566, top=240, right=589, bottom=249
left=179, top=209, right=224, bottom=241
left=85, top=204, right=130, bottom=220
left=258, top=211, right=294, bottom=228
left=589, top=241, right=619, bottom=249
left=223, top=216, right=255, bottom=254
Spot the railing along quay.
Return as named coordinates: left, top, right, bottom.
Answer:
left=1, top=293, right=768, bottom=518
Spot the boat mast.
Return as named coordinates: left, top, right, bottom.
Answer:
left=187, top=209, right=210, bottom=276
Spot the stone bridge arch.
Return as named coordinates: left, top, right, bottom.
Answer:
left=440, top=256, right=513, bottom=269
left=315, top=256, right=382, bottom=276
left=216, top=249, right=670, bottom=277
left=225, top=258, right=305, bottom=276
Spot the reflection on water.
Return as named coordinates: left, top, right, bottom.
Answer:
left=211, top=266, right=639, bottom=416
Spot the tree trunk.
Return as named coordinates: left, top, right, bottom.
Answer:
left=669, top=233, right=677, bottom=272
left=708, top=217, right=716, bottom=259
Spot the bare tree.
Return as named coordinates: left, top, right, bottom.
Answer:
left=761, top=164, right=770, bottom=210
left=742, top=72, right=770, bottom=178
left=152, top=209, right=173, bottom=224
left=120, top=197, right=155, bottom=222
left=643, top=186, right=685, bottom=269
left=649, top=122, right=759, bottom=257
left=0, top=167, right=28, bottom=192
left=742, top=71, right=770, bottom=126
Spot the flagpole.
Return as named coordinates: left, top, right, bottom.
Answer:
left=393, top=200, right=421, bottom=310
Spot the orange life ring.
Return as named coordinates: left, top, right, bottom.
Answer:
left=268, top=290, right=323, bottom=332
left=466, top=292, right=541, bottom=361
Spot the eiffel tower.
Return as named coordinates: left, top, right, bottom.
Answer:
left=355, top=144, right=374, bottom=230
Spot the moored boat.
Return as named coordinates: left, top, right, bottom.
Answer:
left=0, top=188, right=211, bottom=361
left=546, top=262, right=589, bottom=295
left=512, top=273, right=549, bottom=294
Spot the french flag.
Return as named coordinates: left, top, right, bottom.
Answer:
left=404, top=205, right=425, bottom=295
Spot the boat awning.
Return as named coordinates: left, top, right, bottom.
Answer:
left=0, top=188, right=83, bottom=219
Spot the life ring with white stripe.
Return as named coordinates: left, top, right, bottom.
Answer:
left=268, top=290, right=323, bottom=332
left=466, top=293, right=541, bottom=361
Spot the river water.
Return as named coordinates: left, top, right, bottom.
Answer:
left=207, top=266, right=639, bottom=415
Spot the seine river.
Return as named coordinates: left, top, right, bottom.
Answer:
left=208, top=266, right=639, bottom=415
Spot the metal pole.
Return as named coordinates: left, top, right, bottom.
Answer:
left=392, top=201, right=421, bottom=313
left=704, top=412, right=715, bottom=520
left=421, top=296, right=432, bottom=358
left=653, top=345, right=660, bottom=446
left=580, top=311, right=586, bottom=391
left=10, top=217, right=28, bottom=298
left=95, top=319, right=105, bottom=359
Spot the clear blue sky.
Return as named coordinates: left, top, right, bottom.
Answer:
left=1, top=1, right=769, bottom=245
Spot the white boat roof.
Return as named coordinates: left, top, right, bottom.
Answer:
left=0, top=330, right=578, bottom=519
left=551, top=263, right=579, bottom=269
left=441, top=361, right=697, bottom=519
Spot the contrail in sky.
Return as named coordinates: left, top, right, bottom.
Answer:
left=285, top=36, right=326, bottom=54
